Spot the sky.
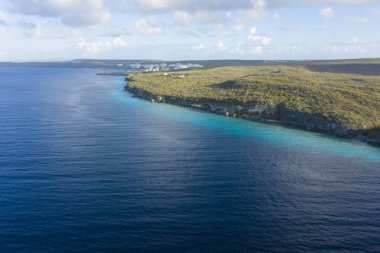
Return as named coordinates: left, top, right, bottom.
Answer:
left=0, top=0, right=380, bottom=61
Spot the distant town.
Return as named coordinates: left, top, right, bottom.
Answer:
left=125, top=62, right=203, bottom=72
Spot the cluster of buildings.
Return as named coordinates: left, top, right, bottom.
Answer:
left=127, top=62, right=203, bottom=72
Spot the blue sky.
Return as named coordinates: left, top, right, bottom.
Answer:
left=0, top=0, right=379, bottom=61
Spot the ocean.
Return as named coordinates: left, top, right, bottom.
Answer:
left=0, top=67, right=379, bottom=252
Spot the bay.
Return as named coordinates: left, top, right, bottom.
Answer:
left=0, top=67, right=379, bottom=252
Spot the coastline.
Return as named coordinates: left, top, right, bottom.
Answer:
left=124, top=84, right=380, bottom=145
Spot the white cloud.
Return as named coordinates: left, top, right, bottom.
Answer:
left=253, top=46, right=263, bottom=54
left=113, top=38, right=128, bottom=47
left=217, top=42, right=227, bottom=50
left=248, top=27, right=272, bottom=46
left=1, top=0, right=379, bottom=61
left=324, top=43, right=367, bottom=55
left=136, top=18, right=164, bottom=35
left=230, top=43, right=246, bottom=54
left=6, top=0, right=110, bottom=27
left=77, top=37, right=128, bottom=54
left=78, top=37, right=100, bottom=53
left=229, top=27, right=271, bottom=55
left=348, top=37, right=360, bottom=44
left=320, top=7, right=335, bottom=18
left=247, top=0, right=267, bottom=20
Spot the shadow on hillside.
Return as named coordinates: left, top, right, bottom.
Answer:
left=366, top=127, right=380, bottom=146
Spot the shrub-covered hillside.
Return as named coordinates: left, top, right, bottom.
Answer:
left=128, top=66, right=380, bottom=131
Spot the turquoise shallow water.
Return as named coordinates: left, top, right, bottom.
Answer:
left=0, top=67, right=379, bottom=252
left=112, top=89, right=380, bottom=163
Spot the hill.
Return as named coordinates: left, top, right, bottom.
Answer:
left=126, top=65, right=380, bottom=143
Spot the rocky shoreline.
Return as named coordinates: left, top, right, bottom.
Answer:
left=124, top=84, right=380, bottom=145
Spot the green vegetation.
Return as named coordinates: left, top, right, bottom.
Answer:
left=128, top=66, right=380, bottom=131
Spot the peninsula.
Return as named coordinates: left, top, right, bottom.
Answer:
left=124, top=65, right=380, bottom=144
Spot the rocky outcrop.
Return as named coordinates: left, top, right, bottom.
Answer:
left=365, top=128, right=380, bottom=145
left=124, top=84, right=378, bottom=143
left=125, top=76, right=133, bottom=82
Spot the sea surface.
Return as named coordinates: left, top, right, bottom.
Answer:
left=0, top=67, right=379, bottom=252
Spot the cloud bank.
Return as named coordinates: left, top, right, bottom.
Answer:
left=0, top=0, right=379, bottom=60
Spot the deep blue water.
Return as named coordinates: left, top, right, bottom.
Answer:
left=0, top=67, right=379, bottom=252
